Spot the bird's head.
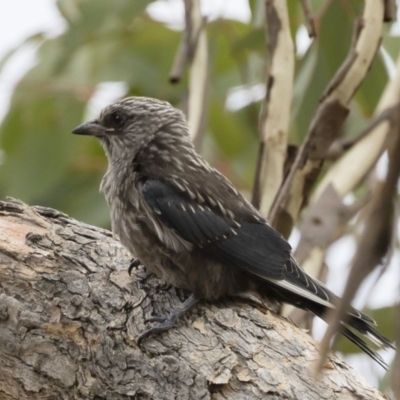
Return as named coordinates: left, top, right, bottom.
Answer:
left=72, top=96, right=189, bottom=162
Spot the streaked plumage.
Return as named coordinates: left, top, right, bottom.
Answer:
left=72, top=96, right=394, bottom=368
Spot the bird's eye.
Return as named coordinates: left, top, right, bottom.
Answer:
left=110, top=112, right=125, bottom=127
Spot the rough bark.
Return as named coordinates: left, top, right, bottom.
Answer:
left=0, top=199, right=386, bottom=400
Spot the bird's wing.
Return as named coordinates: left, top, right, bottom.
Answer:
left=141, top=179, right=291, bottom=280
left=142, top=179, right=378, bottom=323
left=142, top=180, right=353, bottom=309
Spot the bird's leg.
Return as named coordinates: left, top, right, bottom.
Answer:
left=137, top=294, right=200, bottom=345
left=128, top=258, right=142, bottom=275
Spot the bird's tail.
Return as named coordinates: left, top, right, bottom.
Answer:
left=265, top=281, right=395, bottom=369
left=310, top=304, right=395, bottom=370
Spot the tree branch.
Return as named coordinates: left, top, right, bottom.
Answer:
left=318, top=102, right=400, bottom=371
left=186, top=0, right=209, bottom=144
left=292, top=55, right=400, bottom=329
left=292, top=103, right=400, bottom=305
left=0, top=199, right=387, bottom=399
left=269, top=0, right=384, bottom=238
left=315, top=52, right=400, bottom=200
left=169, top=0, right=209, bottom=144
left=252, top=0, right=294, bottom=218
left=299, top=0, right=317, bottom=38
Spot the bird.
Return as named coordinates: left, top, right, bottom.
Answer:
left=72, top=96, right=394, bottom=369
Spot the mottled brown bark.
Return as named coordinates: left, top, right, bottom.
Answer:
left=0, top=199, right=385, bottom=399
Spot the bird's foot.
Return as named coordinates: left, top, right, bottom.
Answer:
left=128, top=258, right=142, bottom=275
left=137, top=294, right=200, bottom=346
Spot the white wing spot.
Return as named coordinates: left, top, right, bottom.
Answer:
left=208, top=197, right=217, bottom=207
left=197, top=192, right=205, bottom=203
left=227, top=209, right=235, bottom=219
left=175, top=181, right=185, bottom=191
left=217, top=200, right=226, bottom=215
left=187, top=189, right=196, bottom=200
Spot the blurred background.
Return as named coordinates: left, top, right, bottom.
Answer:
left=0, top=0, right=399, bottom=390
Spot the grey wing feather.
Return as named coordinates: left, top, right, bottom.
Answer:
left=142, top=179, right=377, bottom=324
left=142, top=179, right=291, bottom=280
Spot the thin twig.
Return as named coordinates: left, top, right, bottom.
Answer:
left=169, top=0, right=192, bottom=83
left=169, top=0, right=208, bottom=142
left=169, top=40, right=189, bottom=84
left=299, top=0, right=317, bottom=38
left=383, top=0, right=397, bottom=22
left=169, top=5, right=207, bottom=84
left=326, top=105, right=399, bottom=160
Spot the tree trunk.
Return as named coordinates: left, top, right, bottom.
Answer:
left=0, top=199, right=386, bottom=400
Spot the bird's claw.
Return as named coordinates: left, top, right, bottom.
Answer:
left=128, top=258, right=142, bottom=275
left=138, top=312, right=179, bottom=346
left=137, top=294, right=200, bottom=346
left=145, top=316, right=168, bottom=324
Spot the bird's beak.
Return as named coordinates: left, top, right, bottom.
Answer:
left=72, top=121, right=113, bottom=137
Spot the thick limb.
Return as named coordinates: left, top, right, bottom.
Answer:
left=138, top=294, right=200, bottom=345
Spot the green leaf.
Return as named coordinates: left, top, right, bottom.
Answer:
left=356, top=53, right=388, bottom=116
left=291, top=44, right=318, bottom=129
left=232, top=28, right=265, bottom=60
left=382, top=35, right=400, bottom=63
left=0, top=93, right=86, bottom=203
